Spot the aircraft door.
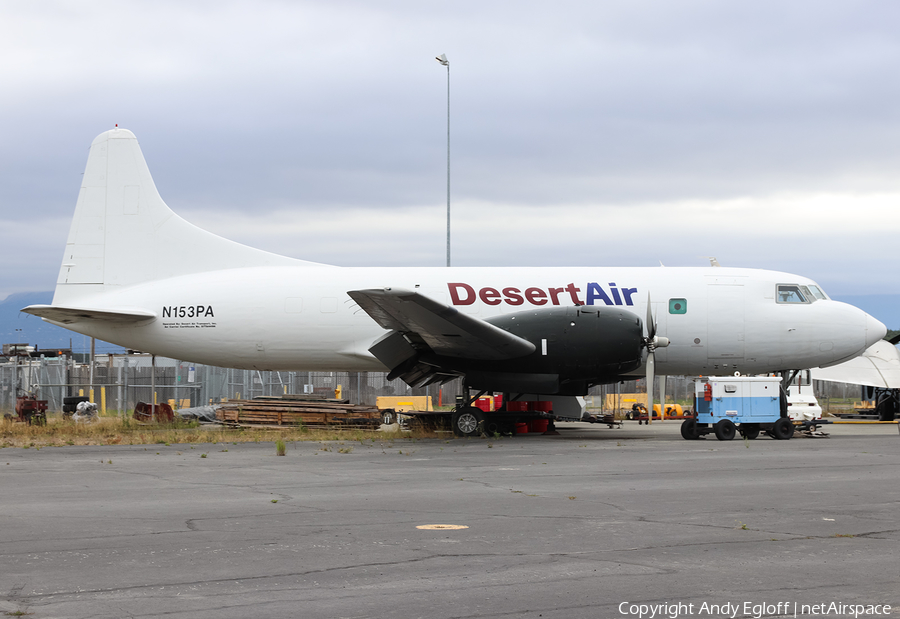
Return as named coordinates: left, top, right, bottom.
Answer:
left=707, top=284, right=745, bottom=368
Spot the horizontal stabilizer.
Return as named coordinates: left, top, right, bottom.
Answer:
left=21, top=304, right=156, bottom=325
left=348, top=288, right=535, bottom=360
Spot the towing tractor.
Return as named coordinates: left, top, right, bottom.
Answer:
left=681, top=375, right=793, bottom=441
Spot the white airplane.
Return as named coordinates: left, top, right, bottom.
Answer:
left=22, top=128, right=887, bottom=434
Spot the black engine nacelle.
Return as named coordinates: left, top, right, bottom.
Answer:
left=452, top=305, right=644, bottom=395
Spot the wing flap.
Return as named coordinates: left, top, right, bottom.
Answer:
left=348, top=288, right=535, bottom=360
left=21, top=304, right=157, bottom=325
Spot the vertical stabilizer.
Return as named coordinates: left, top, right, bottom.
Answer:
left=54, top=128, right=320, bottom=305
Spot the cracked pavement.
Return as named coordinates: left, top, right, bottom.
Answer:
left=0, top=423, right=898, bottom=618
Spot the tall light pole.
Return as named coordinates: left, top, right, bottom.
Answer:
left=436, top=53, right=450, bottom=267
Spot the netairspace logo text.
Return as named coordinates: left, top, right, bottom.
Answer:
left=618, top=601, right=892, bottom=619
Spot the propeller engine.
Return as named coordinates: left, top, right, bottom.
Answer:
left=643, top=295, right=670, bottom=422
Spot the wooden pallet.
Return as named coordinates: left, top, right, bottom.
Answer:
left=216, top=398, right=382, bottom=427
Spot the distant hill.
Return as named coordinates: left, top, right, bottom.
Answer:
left=0, top=292, right=123, bottom=354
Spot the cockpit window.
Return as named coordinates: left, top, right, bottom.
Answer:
left=799, top=285, right=816, bottom=302
left=776, top=284, right=809, bottom=304
left=807, top=285, right=827, bottom=300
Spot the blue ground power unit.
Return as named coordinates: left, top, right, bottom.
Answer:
left=682, top=375, right=794, bottom=441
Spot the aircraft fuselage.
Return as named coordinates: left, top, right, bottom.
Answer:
left=55, top=265, right=880, bottom=376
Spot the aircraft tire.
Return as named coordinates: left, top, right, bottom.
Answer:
left=680, top=419, right=699, bottom=440
left=772, top=417, right=794, bottom=440
left=739, top=424, right=760, bottom=440
left=714, top=419, right=736, bottom=441
left=452, top=407, right=484, bottom=437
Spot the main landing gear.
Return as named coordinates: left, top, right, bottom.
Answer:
left=451, top=386, right=556, bottom=438
left=452, top=406, right=485, bottom=437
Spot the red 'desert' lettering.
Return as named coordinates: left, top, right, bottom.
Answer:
left=446, top=282, right=636, bottom=307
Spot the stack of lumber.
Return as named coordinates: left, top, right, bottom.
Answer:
left=216, top=397, right=382, bottom=427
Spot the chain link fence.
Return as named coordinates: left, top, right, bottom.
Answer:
left=0, top=355, right=466, bottom=414
left=2, top=354, right=853, bottom=416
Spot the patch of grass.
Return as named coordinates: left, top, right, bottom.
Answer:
left=276, top=439, right=286, bottom=456
left=0, top=416, right=439, bottom=448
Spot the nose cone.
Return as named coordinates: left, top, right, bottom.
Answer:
left=865, top=312, right=887, bottom=348
left=817, top=301, right=887, bottom=367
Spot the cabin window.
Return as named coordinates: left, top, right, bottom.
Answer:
left=669, top=298, right=687, bottom=314
left=776, top=285, right=809, bottom=304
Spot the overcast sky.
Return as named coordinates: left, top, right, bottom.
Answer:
left=3, top=0, right=900, bottom=302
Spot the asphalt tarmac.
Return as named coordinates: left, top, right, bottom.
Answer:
left=1, top=422, right=897, bottom=619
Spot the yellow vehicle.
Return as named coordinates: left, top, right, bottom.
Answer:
left=376, top=396, right=434, bottom=424
left=627, top=403, right=690, bottom=423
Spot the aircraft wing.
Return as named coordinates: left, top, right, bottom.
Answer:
left=21, top=305, right=157, bottom=325
left=812, top=340, right=900, bottom=389
left=348, top=288, right=535, bottom=360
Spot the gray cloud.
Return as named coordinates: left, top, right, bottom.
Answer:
left=2, top=0, right=900, bottom=300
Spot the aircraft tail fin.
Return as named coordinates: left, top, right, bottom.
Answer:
left=53, top=128, right=320, bottom=305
